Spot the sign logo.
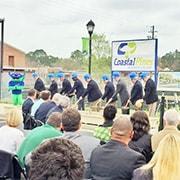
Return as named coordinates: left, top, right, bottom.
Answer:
left=117, top=42, right=136, bottom=58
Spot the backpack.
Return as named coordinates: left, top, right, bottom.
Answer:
left=23, top=113, right=44, bottom=130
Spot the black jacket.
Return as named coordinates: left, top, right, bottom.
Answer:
left=22, top=98, right=34, bottom=115
left=60, top=79, right=72, bottom=95
left=101, top=81, right=115, bottom=102
left=143, top=78, right=158, bottom=104
left=82, top=80, right=102, bottom=102
left=112, top=79, right=129, bottom=106
left=45, top=105, right=63, bottom=120
left=130, top=80, right=143, bottom=105
left=49, top=80, right=58, bottom=98
left=90, top=140, right=146, bottom=180
left=34, top=78, right=45, bottom=92
left=34, top=101, right=56, bottom=123
left=68, top=78, right=85, bottom=99
left=129, top=134, right=152, bottom=162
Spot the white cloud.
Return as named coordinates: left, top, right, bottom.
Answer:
left=0, top=0, right=180, bottom=57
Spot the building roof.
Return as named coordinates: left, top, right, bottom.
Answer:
left=4, top=42, right=26, bottom=55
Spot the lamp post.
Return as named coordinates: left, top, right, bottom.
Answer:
left=0, top=19, right=4, bottom=100
left=86, top=20, right=95, bottom=75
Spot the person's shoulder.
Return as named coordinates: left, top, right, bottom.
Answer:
left=65, top=79, right=70, bottom=83
left=141, top=133, right=152, bottom=141
left=132, top=167, right=152, bottom=180
left=127, top=146, right=145, bottom=159
left=8, top=126, right=24, bottom=137
left=137, top=80, right=142, bottom=86
left=82, top=134, right=100, bottom=143
left=151, top=129, right=165, bottom=140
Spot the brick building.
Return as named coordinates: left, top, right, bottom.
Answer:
left=3, top=43, right=26, bottom=68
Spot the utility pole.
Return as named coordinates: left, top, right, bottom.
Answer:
left=0, top=19, right=4, bottom=100
left=148, top=25, right=157, bottom=39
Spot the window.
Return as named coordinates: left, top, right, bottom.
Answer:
left=8, top=56, right=14, bottom=67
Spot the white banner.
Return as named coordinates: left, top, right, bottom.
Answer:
left=112, top=39, right=157, bottom=71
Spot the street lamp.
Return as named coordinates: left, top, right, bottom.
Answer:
left=86, top=20, right=95, bottom=75
left=0, top=19, right=4, bottom=99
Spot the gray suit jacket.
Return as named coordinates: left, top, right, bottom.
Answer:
left=90, top=140, right=146, bottom=180
left=62, top=131, right=100, bottom=179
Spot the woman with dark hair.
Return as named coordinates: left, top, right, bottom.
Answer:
left=129, top=111, right=152, bottom=162
left=94, top=105, right=117, bottom=145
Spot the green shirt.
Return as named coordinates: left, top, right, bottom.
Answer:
left=17, top=124, right=62, bottom=167
left=94, top=126, right=111, bottom=142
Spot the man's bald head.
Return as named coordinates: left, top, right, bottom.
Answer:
left=111, top=115, right=133, bottom=144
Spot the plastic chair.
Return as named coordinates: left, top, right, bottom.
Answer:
left=0, top=150, right=27, bottom=179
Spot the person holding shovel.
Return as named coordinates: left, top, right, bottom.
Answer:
left=67, top=72, right=85, bottom=111
left=79, top=73, right=102, bottom=111
left=140, top=72, right=158, bottom=117
left=129, top=72, right=143, bottom=110
left=101, top=75, right=115, bottom=103
left=107, top=72, right=129, bottom=112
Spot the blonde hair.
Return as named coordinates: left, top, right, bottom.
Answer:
left=6, top=108, right=23, bottom=127
left=142, top=134, right=180, bottom=180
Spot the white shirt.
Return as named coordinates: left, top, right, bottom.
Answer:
left=31, top=99, right=44, bottom=116
left=0, top=125, right=24, bottom=154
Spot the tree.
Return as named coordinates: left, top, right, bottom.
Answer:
left=92, top=33, right=111, bottom=59
left=26, top=49, right=60, bottom=67
left=70, top=50, right=84, bottom=65
left=159, top=50, right=180, bottom=71
left=91, top=33, right=111, bottom=76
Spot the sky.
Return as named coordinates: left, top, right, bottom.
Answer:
left=0, top=0, right=180, bottom=58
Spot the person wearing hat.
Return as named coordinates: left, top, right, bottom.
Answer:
left=48, top=73, right=58, bottom=99
left=67, top=72, right=85, bottom=110
left=140, top=72, right=158, bottom=117
left=129, top=72, right=143, bottom=110
left=58, top=72, right=72, bottom=95
left=108, top=72, right=129, bottom=107
left=80, top=73, right=102, bottom=111
left=101, top=75, right=115, bottom=103
left=33, top=72, right=46, bottom=92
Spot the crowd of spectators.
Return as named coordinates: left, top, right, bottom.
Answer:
left=0, top=88, right=180, bottom=179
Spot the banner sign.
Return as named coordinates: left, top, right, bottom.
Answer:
left=112, top=39, right=157, bottom=71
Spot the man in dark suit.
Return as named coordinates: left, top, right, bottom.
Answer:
left=101, top=75, right=115, bottom=103
left=129, top=72, right=143, bottom=109
left=80, top=73, right=102, bottom=111
left=108, top=71, right=129, bottom=107
left=67, top=72, right=85, bottom=110
left=58, top=73, right=72, bottom=95
left=22, top=89, right=37, bottom=128
left=90, top=115, right=146, bottom=180
left=48, top=73, right=58, bottom=99
left=33, top=72, right=46, bottom=92
left=140, top=72, right=158, bottom=117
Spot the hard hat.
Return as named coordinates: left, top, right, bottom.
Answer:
left=48, top=73, right=54, bottom=78
left=72, top=72, right=78, bottom=79
left=32, top=72, right=38, bottom=78
left=112, top=71, right=120, bottom=78
left=102, top=75, right=109, bottom=81
left=56, top=72, right=64, bottom=78
left=140, top=72, right=149, bottom=79
left=129, top=72, right=137, bottom=79
left=84, top=73, right=91, bottom=80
